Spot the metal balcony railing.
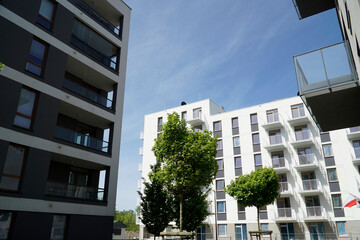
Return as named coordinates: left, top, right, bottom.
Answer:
left=294, top=41, right=358, bottom=96
left=63, top=78, right=113, bottom=109
left=75, top=0, right=121, bottom=38
left=45, top=181, right=104, bottom=201
left=54, top=126, right=108, bottom=152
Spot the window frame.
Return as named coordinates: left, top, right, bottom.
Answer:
left=0, top=211, right=14, bottom=239
left=13, top=86, right=39, bottom=129
left=291, top=103, right=305, bottom=118
left=213, top=121, right=222, bottom=132
left=250, top=113, right=258, bottom=125
left=50, top=214, right=68, bottom=240
left=269, top=129, right=282, bottom=145
left=254, top=154, right=262, bottom=168
left=217, top=159, right=224, bottom=170
left=234, top=157, right=242, bottom=169
left=327, top=168, right=339, bottom=183
left=37, top=0, right=57, bottom=30
left=233, top=136, right=240, bottom=148
left=331, top=194, right=343, bottom=209
left=181, top=111, right=187, bottom=120
left=0, top=144, right=28, bottom=192
left=237, top=202, right=245, bottom=213
left=266, top=109, right=279, bottom=123
left=336, top=221, right=349, bottom=237
left=322, top=144, right=333, bottom=157
left=217, top=201, right=226, bottom=213
left=26, top=37, right=49, bottom=77
left=218, top=224, right=227, bottom=236
left=252, top=133, right=260, bottom=144
left=216, top=139, right=223, bottom=150
left=216, top=180, right=224, bottom=192
left=232, top=117, right=239, bottom=128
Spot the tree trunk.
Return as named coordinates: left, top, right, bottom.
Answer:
left=154, top=235, right=156, bottom=240
left=257, top=206, right=260, bottom=232
left=180, top=194, right=183, bottom=232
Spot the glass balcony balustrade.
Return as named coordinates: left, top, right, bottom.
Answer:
left=294, top=41, right=357, bottom=96
left=45, top=181, right=104, bottom=201
left=54, top=126, right=108, bottom=152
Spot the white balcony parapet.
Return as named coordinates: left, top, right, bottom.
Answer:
left=294, top=153, right=319, bottom=171
left=264, top=135, right=286, bottom=151
left=139, top=147, right=143, bottom=156
left=137, top=179, right=142, bottom=189
left=272, top=158, right=290, bottom=173
left=279, top=182, right=293, bottom=196
left=303, top=206, right=328, bottom=221
left=287, top=115, right=310, bottom=126
left=290, top=130, right=314, bottom=148
left=275, top=208, right=296, bottom=222
left=347, top=127, right=360, bottom=140
left=298, top=179, right=323, bottom=195
left=140, top=131, right=144, bottom=140
left=138, top=163, right=142, bottom=172
left=262, top=119, right=283, bottom=131
left=187, top=112, right=205, bottom=125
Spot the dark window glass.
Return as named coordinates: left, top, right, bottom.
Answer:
left=26, top=38, right=48, bottom=76
left=37, top=0, right=56, bottom=29
left=232, top=118, right=238, bottom=128
left=14, top=87, right=38, bottom=129
left=235, top=157, right=242, bottom=168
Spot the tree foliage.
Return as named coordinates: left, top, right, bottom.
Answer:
left=151, top=112, right=218, bottom=231
left=225, top=167, right=279, bottom=231
left=114, top=209, right=139, bottom=231
left=0, top=62, right=4, bottom=71
left=138, top=163, right=173, bottom=238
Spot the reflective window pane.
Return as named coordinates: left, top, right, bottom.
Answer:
left=39, top=0, right=55, bottom=21
left=50, top=215, right=66, bottom=240
left=0, top=212, right=12, bottom=239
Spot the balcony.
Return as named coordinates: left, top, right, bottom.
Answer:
left=264, top=135, right=286, bottom=151
left=303, top=206, right=328, bottom=222
left=63, top=78, right=113, bottom=110
left=140, top=131, right=144, bottom=140
left=54, top=126, right=108, bottom=153
left=287, top=115, right=310, bottom=126
left=187, top=113, right=205, bottom=125
left=279, top=182, right=293, bottom=196
left=45, top=181, right=104, bottom=201
left=139, top=147, right=143, bottom=156
left=294, top=154, right=319, bottom=171
left=73, top=0, right=122, bottom=39
left=138, top=163, right=142, bottom=172
left=262, top=120, right=283, bottom=131
left=137, top=179, right=142, bottom=189
left=298, top=179, right=323, bottom=195
left=294, top=41, right=360, bottom=132
left=272, top=158, right=289, bottom=173
left=275, top=208, right=296, bottom=222
left=347, top=127, right=360, bottom=140
left=290, top=130, right=314, bottom=148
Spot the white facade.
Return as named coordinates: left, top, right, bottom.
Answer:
left=139, top=97, right=360, bottom=240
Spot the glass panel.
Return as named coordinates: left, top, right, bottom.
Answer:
left=0, top=212, right=12, bottom=239
left=216, top=140, right=222, bottom=150
left=327, top=169, right=338, bottom=181
left=217, top=160, right=223, bottom=170
left=25, top=62, right=42, bottom=76
left=336, top=222, right=347, bottom=236
left=214, top=121, right=221, bottom=131
left=216, top=180, right=223, bottom=191
left=322, top=144, right=333, bottom=157
left=332, top=195, right=342, bottom=208
left=0, top=176, right=20, bottom=190
left=254, top=154, right=262, bottom=165
left=250, top=114, right=257, bottom=124
left=252, top=133, right=259, bottom=144
left=13, top=115, right=31, bottom=129
left=232, top=118, right=238, bottom=128
left=2, top=145, right=25, bottom=176
left=218, top=225, right=227, bottom=236
left=235, top=157, right=242, bottom=168
left=217, top=202, right=226, bottom=213
left=17, top=89, right=36, bottom=116
left=39, top=0, right=55, bottom=21
left=233, top=137, right=240, bottom=147
left=29, top=40, right=46, bottom=65
left=50, top=215, right=66, bottom=240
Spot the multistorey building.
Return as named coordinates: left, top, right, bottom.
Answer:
left=0, top=0, right=130, bottom=239
left=139, top=97, right=360, bottom=240
left=292, top=0, right=360, bottom=131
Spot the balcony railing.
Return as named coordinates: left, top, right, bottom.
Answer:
left=295, top=130, right=310, bottom=141
left=63, top=78, right=113, bottom=109
left=350, top=126, right=360, bottom=133
left=277, top=208, right=292, bottom=218
left=269, top=135, right=282, bottom=145
left=75, top=0, right=121, bottom=38
left=294, top=41, right=358, bottom=96
left=45, top=181, right=104, bottom=201
left=302, top=179, right=320, bottom=191
left=279, top=182, right=289, bottom=193
left=70, top=35, right=117, bottom=71
left=355, top=147, right=360, bottom=159
left=273, top=157, right=285, bottom=168
left=298, top=153, right=314, bottom=165
left=54, top=126, right=108, bottom=152
left=306, top=206, right=323, bottom=217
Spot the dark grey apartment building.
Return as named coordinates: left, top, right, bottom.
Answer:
left=0, top=0, right=130, bottom=239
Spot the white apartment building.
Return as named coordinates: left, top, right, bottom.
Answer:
left=138, top=97, right=360, bottom=240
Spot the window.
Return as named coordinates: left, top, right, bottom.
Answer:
left=269, top=129, right=281, bottom=145
left=353, top=140, right=360, bottom=158
left=157, top=117, right=162, bottom=132
left=250, top=113, right=258, bottom=124
left=232, top=118, right=239, bottom=128
left=332, top=194, right=342, bottom=209
left=298, top=147, right=313, bottom=164
left=252, top=133, right=260, bottom=144
left=291, top=103, right=305, bottom=118
left=37, top=0, right=56, bottom=30
left=216, top=140, right=223, bottom=150
left=13, top=87, right=38, bottom=129
left=217, top=159, right=223, bottom=170
left=322, top=144, right=333, bottom=157
left=0, top=212, right=13, bottom=239
left=50, top=215, right=67, bottom=240
left=0, top=144, right=27, bottom=191
left=217, top=201, right=226, bottom=213
left=272, top=151, right=284, bottom=168
left=213, top=121, right=222, bottom=131
left=350, top=126, right=360, bottom=132
left=261, top=223, right=269, bottom=234
left=260, top=206, right=267, bottom=214
left=237, top=202, right=245, bottom=213
left=266, top=109, right=279, bottom=123
left=254, top=154, right=262, bottom=169
left=336, top=221, right=348, bottom=237
left=218, top=224, right=227, bottom=236
left=235, top=157, right=242, bottom=168
left=193, top=108, right=202, bottom=119
left=181, top=111, right=187, bottom=120
left=26, top=38, right=48, bottom=76
left=327, top=169, right=338, bottom=182
left=194, top=125, right=202, bottom=132
left=233, top=136, right=240, bottom=147
left=216, top=180, right=224, bottom=191
left=294, top=125, right=309, bottom=141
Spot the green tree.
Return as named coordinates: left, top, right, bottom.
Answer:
left=114, top=209, right=139, bottom=231
left=151, top=112, right=218, bottom=232
left=173, top=186, right=211, bottom=232
left=225, top=167, right=279, bottom=231
left=138, top=163, right=173, bottom=240
left=0, top=62, right=4, bottom=71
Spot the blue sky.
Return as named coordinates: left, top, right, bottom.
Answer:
left=116, top=0, right=342, bottom=211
